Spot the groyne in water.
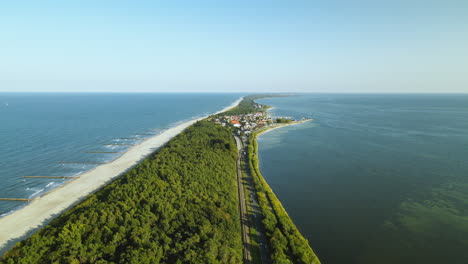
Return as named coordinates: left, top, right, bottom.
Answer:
left=0, top=198, right=30, bottom=202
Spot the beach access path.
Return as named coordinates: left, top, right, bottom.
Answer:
left=0, top=97, right=242, bottom=255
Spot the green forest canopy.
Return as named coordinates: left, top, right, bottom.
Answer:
left=1, top=121, right=241, bottom=264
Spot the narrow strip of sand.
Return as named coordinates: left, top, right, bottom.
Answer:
left=257, top=119, right=313, bottom=137
left=0, top=97, right=242, bottom=254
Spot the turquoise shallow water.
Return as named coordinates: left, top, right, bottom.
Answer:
left=0, top=93, right=241, bottom=216
left=257, top=94, right=468, bottom=264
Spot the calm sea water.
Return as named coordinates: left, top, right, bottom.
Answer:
left=0, top=93, right=241, bottom=216
left=257, top=94, right=468, bottom=264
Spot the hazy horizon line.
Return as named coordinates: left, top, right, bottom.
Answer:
left=0, top=91, right=467, bottom=94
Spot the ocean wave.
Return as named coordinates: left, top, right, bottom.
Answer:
left=0, top=210, right=15, bottom=218
left=28, top=188, right=45, bottom=198
left=73, top=171, right=85, bottom=176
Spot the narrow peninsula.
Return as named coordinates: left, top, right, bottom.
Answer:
left=210, top=96, right=319, bottom=264
left=0, top=95, right=320, bottom=264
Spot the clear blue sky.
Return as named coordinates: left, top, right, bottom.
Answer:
left=1, top=1, right=467, bottom=93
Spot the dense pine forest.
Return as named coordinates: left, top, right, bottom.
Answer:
left=1, top=121, right=242, bottom=264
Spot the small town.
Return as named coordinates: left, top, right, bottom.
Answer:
left=212, top=111, right=273, bottom=136
left=209, top=108, right=306, bottom=144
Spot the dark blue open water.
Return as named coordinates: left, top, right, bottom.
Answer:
left=257, top=94, right=468, bottom=264
left=0, top=93, right=241, bottom=216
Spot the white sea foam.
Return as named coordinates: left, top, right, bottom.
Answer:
left=0, top=210, right=14, bottom=218
left=29, top=188, right=45, bottom=198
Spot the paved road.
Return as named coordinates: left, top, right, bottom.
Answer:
left=241, top=159, right=271, bottom=264
left=235, top=135, right=271, bottom=264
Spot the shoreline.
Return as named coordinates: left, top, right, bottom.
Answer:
left=256, top=119, right=313, bottom=137
left=246, top=118, right=321, bottom=263
left=0, top=97, right=243, bottom=254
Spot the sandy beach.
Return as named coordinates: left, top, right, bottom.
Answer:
left=256, top=119, right=313, bottom=137
left=0, top=97, right=242, bottom=254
